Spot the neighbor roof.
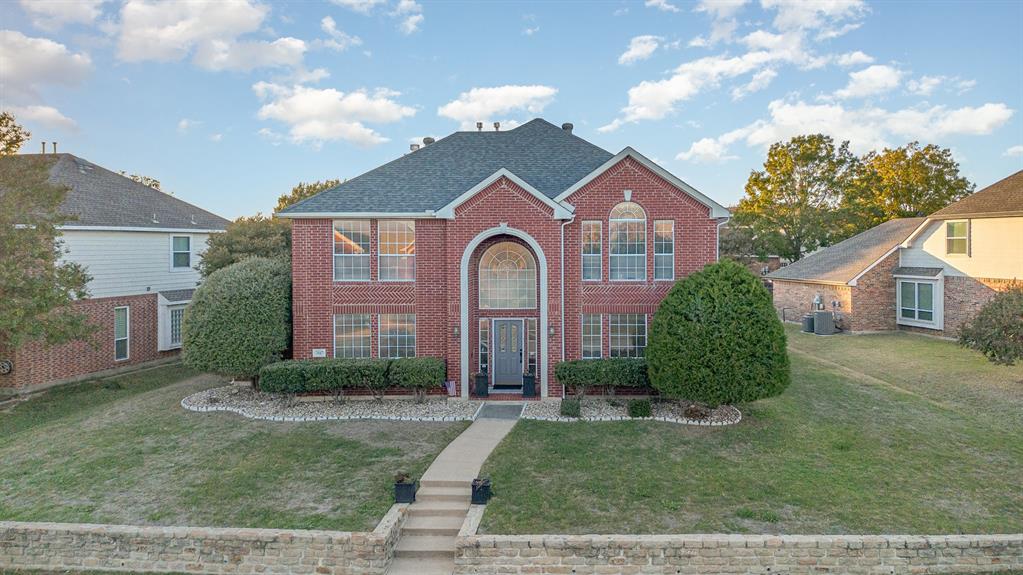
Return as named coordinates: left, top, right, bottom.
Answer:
left=930, top=170, right=1023, bottom=219
left=278, top=119, right=617, bottom=215
left=767, top=218, right=926, bottom=284
left=0, top=153, right=229, bottom=230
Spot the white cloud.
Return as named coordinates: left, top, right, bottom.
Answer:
left=330, top=0, right=386, bottom=15
left=619, top=35, right=662, bottom=65
left=193, top=37, right=306, bottom=71
left=0, top=30, right=92, bottom=102
left=1003, top=145, right=1023, bottom=158
left=833, top=64, right=902, bottom=99
left=731, top=68, right=777, bottom=100
left=177, top=118, right=201, bottom=133
left=209, top=133, right=223, bottom=142
left=393, top=0, right=423, bottom=34
left=438, top=85, right=557, bottom=128
left=254, top=82, right=416, bottom=146
left=5, top=104, right=77, bottom=131
left=319, top=16, right=363, bottom=51
left=907, top=75, right=977, bottom=97
left=694, top=0, right=749, bottom=45
left=836, top=50, right=873, bottom=67
left=117, top=0, right=267, bottom=62
left=761, top=0, right=867, bottom=35
left=645, top=0, right=680, bottom=13
left=523, top=26, right=540, bottom=36
left=19, top=0, right=105, bottom=31
left=677, top=131, right=743, bottom=163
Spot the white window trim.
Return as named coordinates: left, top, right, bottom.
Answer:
left=332, top=220, right=372, bottom=283
left=377, top=220, right=416, bottom=283
left=581, top=314, right=602, bottom=359
left=114, top=306, right=130, bottom=361
left=608, top=313, right=648, bottom=358
left=653, top=219, right=675, bottom=281
left=168, top=304, right=187, bottom=348
left=378, top=313, right=417, bottom=358
left=945, top=220, right=971, bottom=257
left=169, top=235, right=192, bottom=272
left=609, top=203, right=648, bottom=283
left=581, top=221, right=602, bottom=282
left=895, top=276, right=944, bottom=330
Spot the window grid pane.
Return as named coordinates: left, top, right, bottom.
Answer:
left=526, top=319, right=537, bottom=374
left=479, top=242, right=537, bottom=309
left=379, top=314, right=416, bottom=358
left=334, top=221, right=371, bottom=281
left=479, top=319, right=490, bottom=373
left=610, top=202, right=646, bottom=281
left=172, top=237, right=190, bottom=268
left=582, top=314, right=602, bottom=359
left=170, top=307, right=185, bottom=345
left=114, top=307, right=129, bottom=360
left=379, top=221, right=416, bottom=281
left=609, top=314, right=646, bottom=358
left=653, top=220, right=674, bottom=280
left=581, top=221, right=602, bottom=281
left=334, top=314, right=371, bottom=358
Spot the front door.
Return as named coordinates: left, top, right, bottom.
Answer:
left=492, top=319, right=523, bottom=387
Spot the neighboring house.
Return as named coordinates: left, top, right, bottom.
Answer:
left=278, top=119, right=729, bottom=399
left=769, top=170, right=1022, bottom=335
left=0, top=153, right=229, bottom=390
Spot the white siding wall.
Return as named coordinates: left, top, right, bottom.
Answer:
left=60, top=230, right=211, bottom=298
left=901, top=217, right=1023, bottom=279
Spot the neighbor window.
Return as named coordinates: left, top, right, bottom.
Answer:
left=333, top=220, right=371, bottom=281
left=479, top=241, right=537, bottom=309
left=946, top=221, right=969, bottom=255
left=379, top=314, right=416, bottom=358
left=653, top=220, right=674, bottom=281
left=609, top=314, right=646, bottom=358
left=609, top=202, right=646, bottom=281
left=899, top=281, right=935, bottom=323
left=169, top=306, right=185, bottom=347
left=171, top=236, right=191, bottom=269
left=378, top=220, right=416, bottom=281
left=479, top=319, right=490, bottom=374
left=334, top=314, right=371, bottom=358
left=581, top=221, right=602, bottom=281
left=582, top=314, right=602, bottom=359
left=114, top=306, right=130, bottom=361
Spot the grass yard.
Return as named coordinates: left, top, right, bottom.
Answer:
left=0, top=364, right=467, bottom=531
left=479, top=326, right=1023, bottom=535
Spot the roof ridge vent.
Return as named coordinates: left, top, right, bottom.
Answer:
left=151, top=212, right=159, bottom=224
left=423, top=137, right=435, bottom=145
left=562, top=122, right=573, bottom=134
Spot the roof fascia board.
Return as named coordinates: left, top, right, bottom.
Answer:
left=435, top=168, right=574, bottom=220
left=769, top=277, right=850, bottom=287
left=900, top=219, right=935, bottom=248
left=277, top=211, right=439, bottom=219
left=59, top=225, right=225, bottom=233
left=555, top=147, right=730, bottom=218
left=929, top=210, right=1023, bottom=220
left=848, top=243, right=902, bottom=287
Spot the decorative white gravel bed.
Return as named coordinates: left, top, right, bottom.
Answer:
left=522, top=397, right=741, bottom=426
left=181, top=385, right=484, bottom=422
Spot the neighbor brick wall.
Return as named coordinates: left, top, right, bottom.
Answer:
left=771, top=280, right=853, bottom=329
left=0, top=293, right=173, bottom=390
left=850, top=250, right=900, bottom=332
left=938, top=276, right=1021, bottom=337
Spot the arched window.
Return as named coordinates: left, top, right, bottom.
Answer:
left=479, top=241, right=537, bottom=309
left=609, top=201, right=646, bottom=280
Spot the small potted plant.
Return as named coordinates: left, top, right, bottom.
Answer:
left=471, top=477, right=492, bottom=505
left=521, top=369, right=536, bottom=398
left=474, top=372, right=489, bottom=398
left=393, top=471, right=417, bottom=503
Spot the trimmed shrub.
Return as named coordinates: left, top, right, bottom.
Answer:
left=959, top=286, right=1023, bottom=365
left=182, top=257, right=290, bottom=382
left=554, top=358, right=649, bottom=397
left=389, top=357, right=446, bottom=402
left=560, top=398, right=581, bottom=418
left=647, top=259, right=789, bottom=407
left=627, top=398, right=652, bottom=418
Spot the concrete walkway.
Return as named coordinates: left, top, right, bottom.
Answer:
left=387, top=404, right=520, bottom=575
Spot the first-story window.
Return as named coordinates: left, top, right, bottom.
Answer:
left=479, top=319, right=490, bottom=373
left=114, top=306, right=130, bottom=361
left=609, top=314, right=646, bottom=358
left=899, top=281, right=935, bottom=323
left=379, top=220, right=416, bottom=281
left=171, top=236, right=191, bottom=269
left=334, top=314, right=371, bottom=358
left=334, top=220, right=371, bottom=281
left=581, top=221, right=602, bottom=281
left=379, top=314, right=416, bottom=358
left=525, top=318, right=537, bottom=375
left=581, top=314, right=602, bottom=359
left=653, top=220, right=674, bottom=281
left=169, top=305, right=186, bottom=347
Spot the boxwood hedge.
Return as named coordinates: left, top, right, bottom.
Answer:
left=554, top=358, right=649, bottom=397
left=258, top=356, right=445, bottom=400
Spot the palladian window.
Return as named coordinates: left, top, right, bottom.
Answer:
left=479, top=241, right=536, bottom=309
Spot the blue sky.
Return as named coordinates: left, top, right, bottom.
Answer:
left=2, top=0, right=1021, bottom=219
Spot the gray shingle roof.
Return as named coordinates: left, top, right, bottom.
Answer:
left=1, top=153, right=230, bottom=230
left=159, top=288, right=196, bottom=302
left=767, top=218, right=926, bottom=284
left=892, top=267, right=943, bottom=277
left=278, top=118, right=615, bottom=215
left=930, top=170, right=1023, bottom=219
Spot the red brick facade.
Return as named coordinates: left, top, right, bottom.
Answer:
left=290, top=157, right=721, bottom=399
left=0, top=293, right=175, bottom=390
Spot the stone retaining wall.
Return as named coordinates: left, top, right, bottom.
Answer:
left=0, top=504, right=408, bottom=575
left=454, top=533, right=1023, bottom=575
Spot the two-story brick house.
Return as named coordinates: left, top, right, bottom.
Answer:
left=278, top=119, right=730, bottom=399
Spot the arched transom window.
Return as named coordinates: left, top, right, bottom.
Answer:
left=479, top=241, right=537, bottom=309
left=609, top=201, right=647, bottom=281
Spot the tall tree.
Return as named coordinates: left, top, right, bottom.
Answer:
left=734, top=134, right=859, bottom=262
left=0, top=112, right=31, bottom=156
left=0, top=155, right=92, bottom=349
left=275, top=179, right=341, bottom=213
left=197, top=214, right=291, bottom=277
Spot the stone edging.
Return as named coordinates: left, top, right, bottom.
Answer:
left=521, top=404, right=743, bottom=426
left=180, top=396, right=478, bottom=423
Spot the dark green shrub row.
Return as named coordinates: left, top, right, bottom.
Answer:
left=553, top=358, right=649, bottom=396
left=560, top=398, right=581, bottom=418
left=258, top=357, right=445, bottom=400
left=627, top=398, right=652, bottom=418
left=959, top=286, right=1023, bottom=365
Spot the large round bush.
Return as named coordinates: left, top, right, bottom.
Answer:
left=959, top=285, right=1023, bottom=365
left=183, top=257, right=291, bottom=381
left=647, top=259, right=789, bottom=406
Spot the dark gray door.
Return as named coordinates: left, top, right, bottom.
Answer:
left=492, top=319, right=523, bottom=386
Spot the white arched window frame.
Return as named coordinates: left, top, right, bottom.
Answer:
left=609, top=202, right=647, bottom=281
left=479, top=241, right=537, bottom=309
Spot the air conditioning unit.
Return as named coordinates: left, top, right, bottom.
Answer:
left=814, top=311, right=836, bottom=336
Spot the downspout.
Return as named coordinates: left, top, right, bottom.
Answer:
left=715, top=216, right=730, bottom=261
left=559, top=214, right=575, bottom=366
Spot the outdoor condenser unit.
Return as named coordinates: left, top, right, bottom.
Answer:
left=814, top=311, right=836, bottom=336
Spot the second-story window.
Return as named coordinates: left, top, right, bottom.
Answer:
left=378, top=220, right=416, bottom=281
left=581, top=221, right=601, bottom=281
left=609, top=202, right=646, bottom=281
left=171, top=236, right=191, bottom=269
left=334, top=220, right=370, bottom=281
left=653, top=220, right=675, bottom=281
left=946, top=221, right=969, bottom=255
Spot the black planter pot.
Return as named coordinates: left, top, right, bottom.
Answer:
left=471, top=478, right=492, bottom=505
left=474, top=373, right=489, bottom=397
left=521, top=373, right=536, bottom=398
left=394, top=481, right=417, bottom=503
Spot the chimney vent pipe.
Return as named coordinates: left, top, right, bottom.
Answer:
left=493, top=122, right=500, bottom=131
left=476, top=122, right=483, bottom=132
left=562, top=122, right=573, bottom=134
left=52, top=142, right=58, bottom=154
left=41, top=141, right=47, bottom=154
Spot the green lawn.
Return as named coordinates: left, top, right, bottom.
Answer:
left=479, top=326, right=1023, bottom=534
left=0, top=364, right=467, bottom=531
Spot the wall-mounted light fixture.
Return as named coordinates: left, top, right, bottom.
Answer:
left=453, top=326, right=460, bottom=338
left=548, top=325, right=556, bottom=339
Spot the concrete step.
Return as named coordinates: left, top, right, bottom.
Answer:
left=387, top=556, right=454, bottom=575
left=404, top=514, right=464, bottom=536
left=420, top=478, right=470, bottom=489
left=416, top=485, right=471, bottom=503
left=407, top=500, right=469, bottom=517
left=394, top=535, right=456, bottom=559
